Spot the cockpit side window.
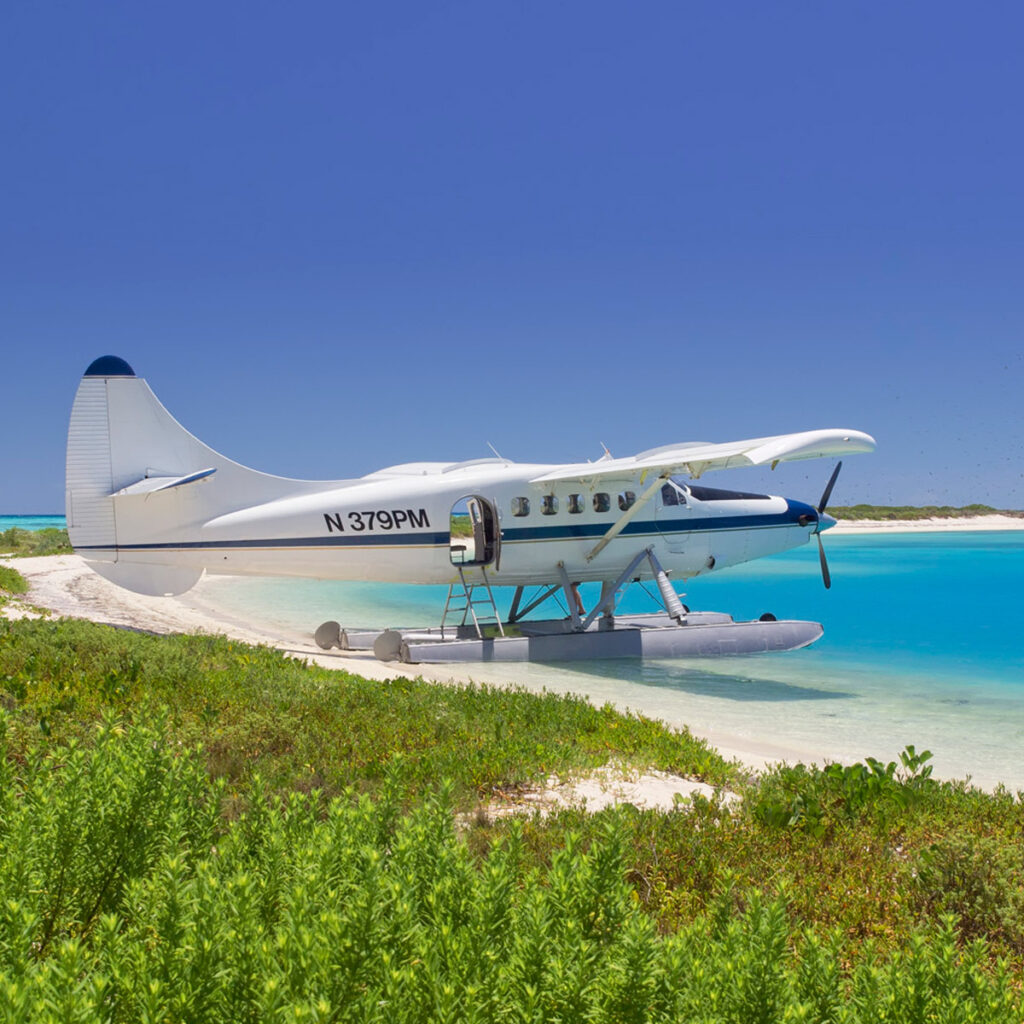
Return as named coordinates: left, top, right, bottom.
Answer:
left=661, top=482, right=688, bottom=507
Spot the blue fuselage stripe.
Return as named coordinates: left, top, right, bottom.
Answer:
left=74, top=511, right=803, bottom=553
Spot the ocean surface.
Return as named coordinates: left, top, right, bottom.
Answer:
left=1, top=515, right=67, bottom=531
left=7, top=516, right=1024, bottom=788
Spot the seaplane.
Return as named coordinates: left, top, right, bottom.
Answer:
left=65, top=356, right=875, bottom=663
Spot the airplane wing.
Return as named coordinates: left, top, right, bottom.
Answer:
left=530, top=429, right=876, bottom=484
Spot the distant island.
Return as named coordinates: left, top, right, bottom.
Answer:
left=831, top=504, right=1024, bottom=521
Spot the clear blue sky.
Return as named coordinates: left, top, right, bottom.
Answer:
left=2, top=1, right=1022, bottom=512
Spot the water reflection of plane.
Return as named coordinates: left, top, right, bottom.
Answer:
left=66, top=356, right=875, bottom=663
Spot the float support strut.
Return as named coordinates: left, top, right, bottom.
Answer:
left=579, top=547, right=652, bottom=631
left=646, top=549, right=687, bottom=623
left=557, top=562, right=583, bottom=632
left=508, top=583, right=562, bottom=624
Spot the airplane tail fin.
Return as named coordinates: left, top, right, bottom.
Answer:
left=65, top=355, right=308, bottom=596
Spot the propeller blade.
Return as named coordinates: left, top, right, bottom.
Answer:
left=818, top=460, right=843, bottom=514
left=817, top=534, right=832, bottom=589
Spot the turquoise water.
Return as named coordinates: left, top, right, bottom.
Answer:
left=200, top=532, right=1024, bottom=788
left=1, top=515, right=66, bottom=531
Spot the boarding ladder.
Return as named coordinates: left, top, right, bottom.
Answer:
left=441, top=566, right=506, bottom=639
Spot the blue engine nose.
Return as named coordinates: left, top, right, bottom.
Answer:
left=786, top=499, right=819, bottom=528
left=818, top=512, right=837, bottom=532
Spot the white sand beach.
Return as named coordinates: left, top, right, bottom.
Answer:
left=830, top=514, right=1024, bottom=534
left=2, top=553, right=453, bottom=683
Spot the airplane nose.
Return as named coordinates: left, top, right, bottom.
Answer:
left=818, top=512, right=837, bottom=533
left=789, top=500, right=819, bottom=528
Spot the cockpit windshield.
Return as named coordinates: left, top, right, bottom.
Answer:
left=686, top=482, right=769, bottom=502
left=662, top=478, right=771, bottom=505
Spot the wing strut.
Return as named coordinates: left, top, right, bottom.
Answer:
left=585, top=472, right=669, bottom=563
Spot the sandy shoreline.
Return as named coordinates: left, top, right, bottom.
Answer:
left=2, top=553, right=453, bottom=682
left=830, top=514, right=1024, bottom=534
left=3, top=553, right=755, bottom=808
left=3, top=515, right=1021, bottom=798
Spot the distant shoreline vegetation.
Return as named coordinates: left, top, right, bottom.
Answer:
left=831, top=503, right=1024, bottom=521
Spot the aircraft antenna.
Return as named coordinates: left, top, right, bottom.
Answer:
left=486, top=441, right=504, bottom=460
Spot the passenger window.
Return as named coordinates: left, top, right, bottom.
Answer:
left=593, top=492, right=611, bottom=513
left=511, top=497, right=530, bottom=517
left=618, top=490, right=636, bottom=511
left=568, top=493, right=584, bottom=514
left=541, top=494, right=558, bottom=515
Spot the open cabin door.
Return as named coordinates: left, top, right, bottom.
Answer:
left=449, top=495, right=501, bottom=569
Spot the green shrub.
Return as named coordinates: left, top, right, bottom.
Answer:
left=0, top=527, right=73, bottom=557
left=915, top=835, right=1024, bottom=955
left=746, top=746, right=935, bottom=836
left=0, top=714, right=221, bottom=960
left=0, top=564, right=29, bottom=598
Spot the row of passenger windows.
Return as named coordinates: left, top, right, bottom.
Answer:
left=509, top=482, right=770, bottom=520
left=511, top=491, right=636, bottom=517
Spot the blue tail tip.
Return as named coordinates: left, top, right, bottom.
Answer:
left=84, top=355, right=135, bottom=377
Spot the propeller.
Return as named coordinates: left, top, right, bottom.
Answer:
left=814, top=461, right=841, bottom=589
left=818, top=460, right=842, bottom=515
left=817, top=533, right=832, bottom=590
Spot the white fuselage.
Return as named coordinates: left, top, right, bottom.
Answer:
left=66, top=363, right=857, bottom=599
left=103, top=460, right=821, bottom=588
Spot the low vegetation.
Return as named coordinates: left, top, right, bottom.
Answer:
left=3, top=717, right=1022, bottom=1023
left=0, top=526, right=74, bottom=557
left=2, top=617, right=1023, bottom=1020
left=832, top=503, right=1024, bottom=520
left=0, top=618, right=734, bottom=802
left=0, top=564, right=29, bottom=603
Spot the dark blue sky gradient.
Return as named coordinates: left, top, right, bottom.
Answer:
left=2, top=2, right=1022, bottom=510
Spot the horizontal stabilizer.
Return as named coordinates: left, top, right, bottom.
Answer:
left=113, top=468, right=217, bottom=497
